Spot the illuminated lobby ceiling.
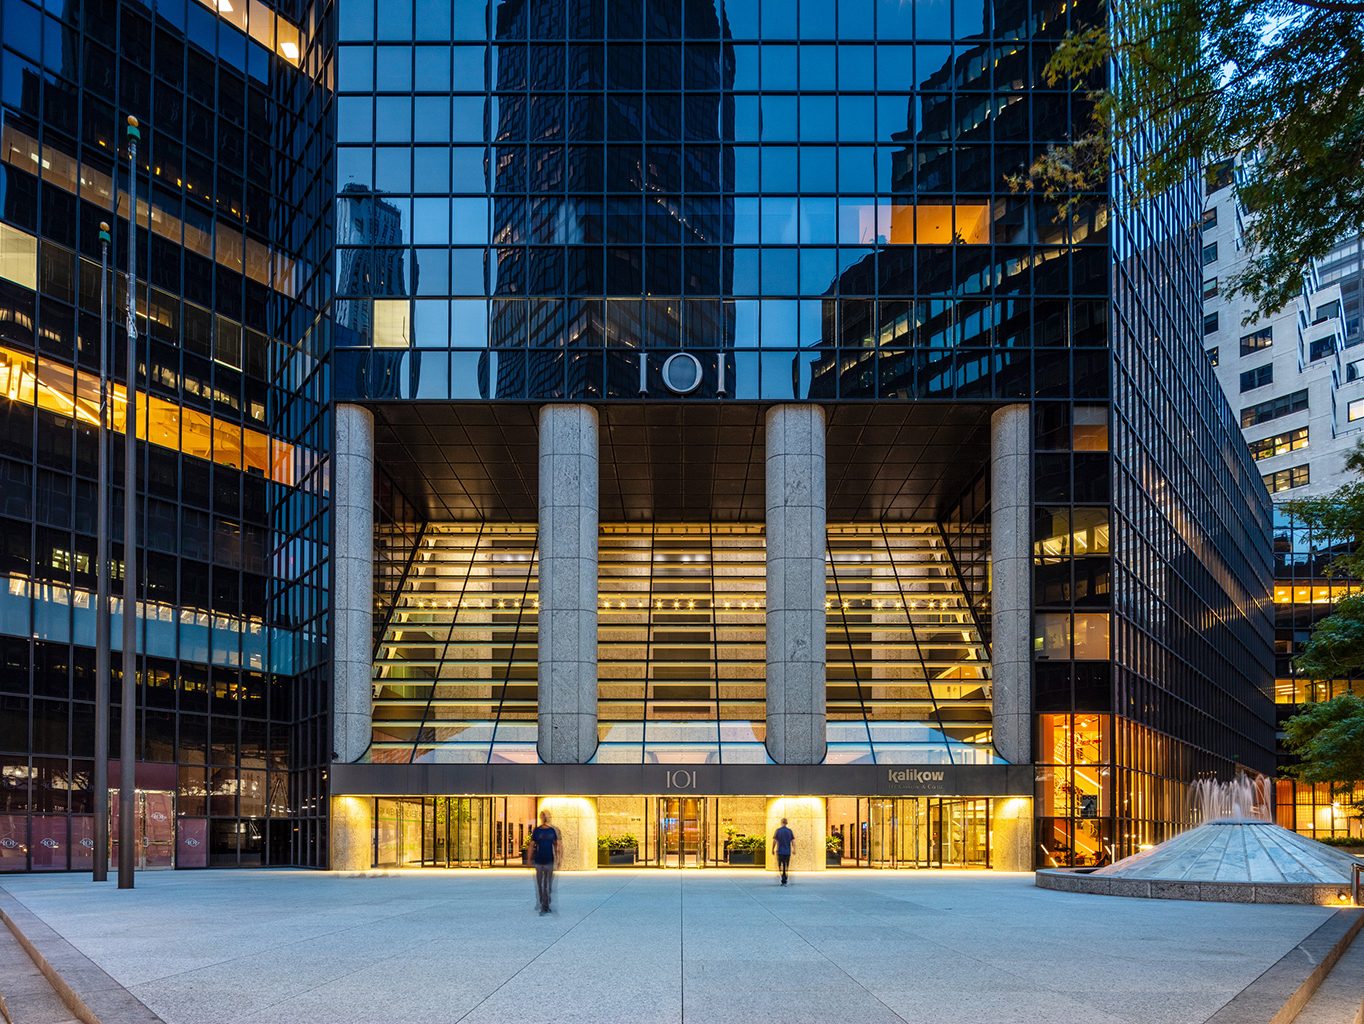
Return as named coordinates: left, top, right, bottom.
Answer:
left=372, top=402, right=993, bottom=522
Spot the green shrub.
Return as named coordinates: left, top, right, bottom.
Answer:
left=727, top=832, right=764, bottom=852
left=1314, top=835, right=1364, bottom=849
left=597, top=833, right=639, bottom=852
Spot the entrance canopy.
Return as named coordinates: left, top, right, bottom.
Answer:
left=370, top=402, right=995, bottom=523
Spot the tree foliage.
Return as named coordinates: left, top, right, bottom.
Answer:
left=1012, top=0, right=1364, bottom=317
left=1282, top=694, right=1364, bottom=812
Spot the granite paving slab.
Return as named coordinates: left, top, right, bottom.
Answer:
left=0, top=869, right=1339, bottom=1024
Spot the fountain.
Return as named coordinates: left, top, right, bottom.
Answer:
left=1036, top=775, right=1362, bottom=904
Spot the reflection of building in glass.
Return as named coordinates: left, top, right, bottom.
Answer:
left=485, top=0, right=734, bottom=400
left=335, top=185, right=409, bottom=344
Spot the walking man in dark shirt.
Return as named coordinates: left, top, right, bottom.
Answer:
left=772, top=817, right=795, bottom=885
left=530, top=810, right=562, bottom=914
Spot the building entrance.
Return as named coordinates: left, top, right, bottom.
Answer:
left=374, top=796, right=537, bottom=867
left=657, top=797, right=707, bottom=867
left=827, top=797, right=991, bottom=868
left=109, top=790, right=176, bottom=870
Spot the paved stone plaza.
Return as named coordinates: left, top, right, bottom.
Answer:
left=0, top=870, right=1335, bottom=1024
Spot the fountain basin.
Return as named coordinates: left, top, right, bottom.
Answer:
left=1036, top=819, right=1363, bottom=905
left=1036, top=867, right=1357, bottom=905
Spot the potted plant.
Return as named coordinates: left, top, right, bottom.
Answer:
left=726, top=831, right=765, bottom=866
left=597, top=833, right=639, bottom=866
left=826, top=833, right=843, bottom=866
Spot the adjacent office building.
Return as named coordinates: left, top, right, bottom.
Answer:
left=0, top=0, right=1274, bottom=874
left=1201, top=159, right=1364, bottom=840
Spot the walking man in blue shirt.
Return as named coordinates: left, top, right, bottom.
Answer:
left=530, top=809, right=562, bottom=914
left=772, top=817, right=795, bottom=885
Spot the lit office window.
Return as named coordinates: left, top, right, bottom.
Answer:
left=0, top=223, right=37, bottom=290
left=1239, top=327, right=1273, bottom=355
left=1034, top=612, right=1110, bottom=660
left=1072, top=406, right=1109, bottom=451
left=1263, top=465, right=1310, bottom=494
left=1349, top=398, right=1364, bottom=422
left=373, top=299, right=412, bottom=347
left=1248, top=427, right=1308, bottom=461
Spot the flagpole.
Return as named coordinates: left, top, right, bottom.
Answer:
left=92, top=221, right=112, bottom=882
left=118, top=115, right=140, bottom=890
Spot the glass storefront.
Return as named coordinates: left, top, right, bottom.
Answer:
left=370, top=795, right=995, bottom=869
left=374, top=797, right=537, bottom=868
left=826, top=797, right=991, bottom=868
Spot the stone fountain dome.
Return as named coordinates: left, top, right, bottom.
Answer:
left=1092, top=776, right=1358, bottom=885
left=1089, top=819, right=1358, bottom=885
left=1035, top=776, right=1363, bottom=904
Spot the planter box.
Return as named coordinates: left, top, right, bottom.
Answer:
left=826, top=853, right=843, bottom=867
left=727, top=849, right=765, bottom=866
left=598, top=849, right=638, bottom=866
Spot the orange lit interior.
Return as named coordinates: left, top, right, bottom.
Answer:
left=887, top=204, right=991, bottom=244
left=0, top=344, right=292, bottom=485
left=1273, top=582, right=1362, bottom=604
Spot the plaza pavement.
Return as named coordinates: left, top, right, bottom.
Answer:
left=0, top=869, right=1334, bottom=1024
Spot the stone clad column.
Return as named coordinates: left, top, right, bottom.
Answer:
left=765, top=797, right=827, bottom=873
left=333, top=404, right=374, bottom=764
left=330, top=795, right=374, bottom=872
left=765, top=404, right=827, bottom=764
left=536, top=797, right=598, bottom=872
left=537, top=405, right=599, bottom=763
left=991, top=404, right=1032, bottom=764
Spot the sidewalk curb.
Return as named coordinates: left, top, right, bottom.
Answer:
left=0, top=888, right=164, bottom=1024
left=1204, top=907, right=1364, bottom=1024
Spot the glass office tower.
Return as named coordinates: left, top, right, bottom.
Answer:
left=323, top=0, right=1275, bottom=872
left=0, top=0, right=1274, bottom=873
left=0, top=0, right=330, bottom=870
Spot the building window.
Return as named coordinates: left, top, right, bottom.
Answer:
left=1263, top=465, right=1310, bottom=494
left=1240, top=327, right=1273, bottom=355
left=1346, top=359, right=1364, bottom=382
left=1206, top=346, right=1219, bottom=366
left=1349, top=397, right=1364, bottom=422
left=0, top=223, right=38, bottom=290
left=1206, top=160, right=1234, bottom=194
left=1202, top=207, right=1218, bottom=230
left=373, top=299, right=411, bottom=347
left=1034, top=612, right=1110, bottom=661
left=1249, top=427, right=1308, bottom=461
left=1308, top=336, right=1337, bottom=362
left=1242, top=389, right=1308, bottom=428
left=1203, top=312, right=1219, bottom=336
left=1202, top=242, right=1218, bottom=266
left=1239, top=364, right=1273, bottom=392
left=1203, top=277, right=1219, bottom=299
left=1315, top=300, right=1340, bottom=323
left=1071, top=406, right=1108, bottom=451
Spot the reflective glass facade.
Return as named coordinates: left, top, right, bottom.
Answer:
left=1271, top=510, right=1364, bottom=841
left=0, top=0, right=330, bottom=871
left=329, top=0, right=1101, bottom=405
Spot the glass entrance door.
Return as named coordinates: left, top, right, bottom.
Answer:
left=109, top=790, right=176, bottom=870
left=937, top=798, right=990, bottom=867
left=657, top=797, right=706, bottom=867
left=847, top=797, right=992, bottom=868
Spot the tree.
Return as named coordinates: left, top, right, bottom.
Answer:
left=1282, top=694, right=1364, bottom=817
left=1012, top=0, right=1364, bottom=318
